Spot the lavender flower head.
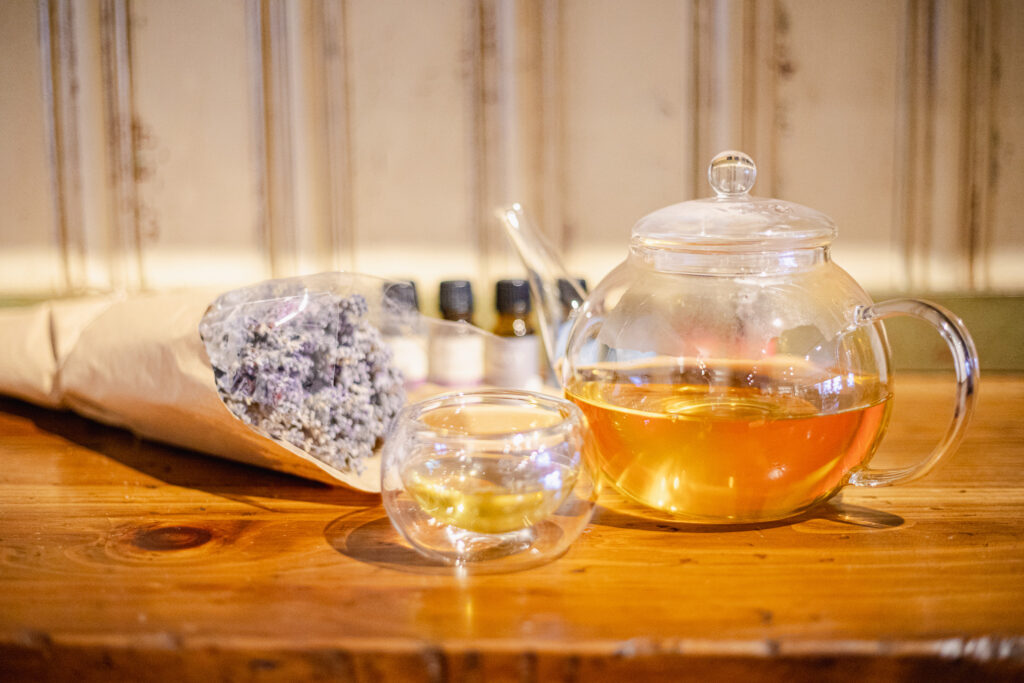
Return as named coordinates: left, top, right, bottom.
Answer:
left=200, top=278, right=406, bottom=474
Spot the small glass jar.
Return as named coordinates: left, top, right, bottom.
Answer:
left=381, top=390, right=598, bottom=572
left=486, top=279, right=543, bottom=390
left=381, top=280, right=427, bottom=387
left=428, top=280, right=485, bottom=386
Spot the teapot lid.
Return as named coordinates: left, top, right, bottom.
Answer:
left=631, top=151, right=837, bottom=251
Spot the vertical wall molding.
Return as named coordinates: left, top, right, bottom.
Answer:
left=246, top=0, right=271, bottom=279
left=37, top=0, right=67, bottom=293
left=476, top=0, right=554, bottom=281
left=318, top=0, right=355, bottom=272
left=41, top=0, right=87, bottom=292
left=99, top=0, right=143, bottom=291
left=539, top=0, right=564, bottom=253
left=900, top=0, right=938, bottom=291
left=692, top=0, right=743, bottom=195
left=692, top=0, right=775, bottom=196
left=691, top=0, right=714, bottom=196
left=252, top=0, right=354, bottom=277
left=897, top=0, right=995, bottom=292
left=745, top=0, right=779, bottom=197
left=963, top=0, right=997, bottom=290
left=257, top=0, right=297, bottom=277
left=469, top=0, right=489, bottom=285
left=895, top=0, right=925, bottom=292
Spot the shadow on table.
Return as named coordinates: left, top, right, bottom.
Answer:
left=589, top=493, right=905, bottom=534
left=323, top=496, right=904, bottom=576
left=0, top=396, right=379, bottom=509
left=324, top=509, right=454, bottom=575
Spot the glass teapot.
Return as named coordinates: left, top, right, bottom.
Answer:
left=498, top=150, right=978, bottom=524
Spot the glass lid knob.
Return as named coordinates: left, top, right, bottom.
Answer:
left=708, top=150, right=757, bottom=197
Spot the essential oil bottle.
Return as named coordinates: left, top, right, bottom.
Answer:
left=428, top=280, right=484, bottom=386
left=381, top=280, right=427, bottom=387
left=485, top=279, right=542, bottom=390
left=440, top=279, right=474, bottom=324
left=550, top=277, right=588, bottom=384
left=558, top=277, right=587, bottom=319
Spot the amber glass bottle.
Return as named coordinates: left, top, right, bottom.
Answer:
left=486, top=279, right=541, bottom=389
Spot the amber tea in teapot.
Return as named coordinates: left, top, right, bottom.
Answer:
left=566, top=357, right=890, bottom=522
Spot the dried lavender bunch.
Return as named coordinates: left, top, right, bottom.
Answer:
left=201, top=288, right=405, bottom=473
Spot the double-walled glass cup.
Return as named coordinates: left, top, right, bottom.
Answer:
left=382, top=390, right=598, bottom=572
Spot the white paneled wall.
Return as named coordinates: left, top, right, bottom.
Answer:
left=1, top=0, right=1022, bottom=306
left=130, top=0, right=266, bottom=289
left=1, top=0, right=63, bottom=293
left=560, top=0, right=697, bottom=281
left=346, top=0, right=482, bottom=286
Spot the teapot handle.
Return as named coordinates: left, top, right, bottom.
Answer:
left=848, top=298, right=979, bottom=488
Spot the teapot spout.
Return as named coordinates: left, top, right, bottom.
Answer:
left=496, top=204, right=586, bottom=385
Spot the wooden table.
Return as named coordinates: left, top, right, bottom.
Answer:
left=1, top=374, right=1022, bottom=681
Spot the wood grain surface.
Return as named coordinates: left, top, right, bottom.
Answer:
left=1, top=374, right=1023, bottom=681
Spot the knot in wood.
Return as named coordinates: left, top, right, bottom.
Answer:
left=133, top=525, right=212, bottom=551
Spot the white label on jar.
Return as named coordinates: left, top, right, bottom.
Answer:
left=485, top=334, right=542, bottom=390
left=384, top=334, right=428, bottom=386
left=428, top=332, right=485, bottom=386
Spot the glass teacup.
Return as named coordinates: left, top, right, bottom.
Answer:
left=381, top=390, right=598, bottom=572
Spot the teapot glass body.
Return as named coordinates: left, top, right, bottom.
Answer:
left=562, top=244, right=893, bottom=523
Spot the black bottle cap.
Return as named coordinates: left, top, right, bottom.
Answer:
left=439, top=280, right=474, bottom=317
left=557, top=277, right=588, bottom=309
left=495, top=279, right=531, bottom=315
left=383, top=280, right=419, bottom=311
